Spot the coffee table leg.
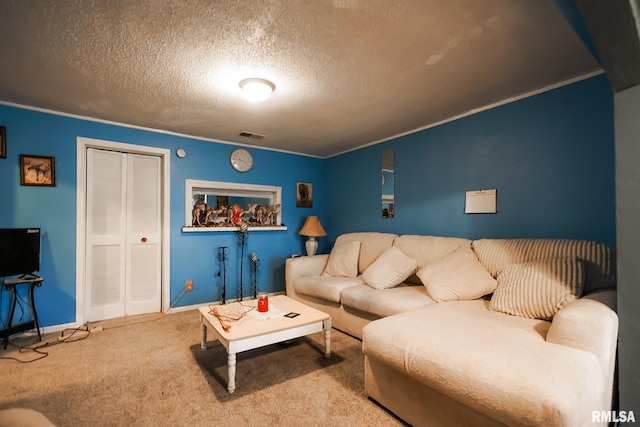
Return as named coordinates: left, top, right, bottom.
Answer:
left=201, top=317, right=208, bottom=350
left=227, top=352, right=237, bottom=393
left=324, top=319, right=331, bottom=359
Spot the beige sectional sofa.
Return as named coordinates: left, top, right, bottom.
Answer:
left=284, top=232, right=618, bottom=426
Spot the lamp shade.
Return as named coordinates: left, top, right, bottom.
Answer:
left=298, top=216, right=327, bottom=237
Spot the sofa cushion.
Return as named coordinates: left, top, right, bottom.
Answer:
left=490, top=256, right=585, bottom=320
left=341, top=283, right=435, bottom=318
left=472, top=238, right=615, bottom=293
left=334, top=232, right=397, bottom=274
left=362, top=246, right=417, bottom=289
left=417, top=243, right=497, bottom=302
left=393, top=235, right=471, bottom=284
left=294, top=275, right=363, bottom=303
left=323, top=240, right=361, bottom=277
left=362, top=300, right=603, bottom=427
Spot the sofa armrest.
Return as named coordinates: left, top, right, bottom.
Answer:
left=547, top=290, right=618, bottom=375
left=285, top=255, right=329, bottom=299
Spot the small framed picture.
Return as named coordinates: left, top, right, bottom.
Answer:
left=20, top=154, right=56, bottom=186
left=0, top=126, right=6, bottom=159
left=296, top=182, right=313, bottom=208
left=216, top=195, right=229, bottom=208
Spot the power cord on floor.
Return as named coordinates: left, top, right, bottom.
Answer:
left=0, top=322, right=91, bottom=363
left=1, top=312, right=167, bottom=363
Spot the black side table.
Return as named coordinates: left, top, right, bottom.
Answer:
left=1, top=275, right=43, bottom=349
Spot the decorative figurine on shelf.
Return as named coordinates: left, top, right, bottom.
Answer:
left=253, top=204, right=281, bottom=225
left=227, top=204, right=252, bottom=226
left=192, top=203, right=214, bottom=226
left=245, top=204, right=258, bottom=224
left=209, top=205, right=229, bottom=226
left=189, top=202, right=283, bottom=228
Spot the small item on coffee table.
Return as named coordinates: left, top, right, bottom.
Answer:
left=210, top=303, right=254, bottom=332
left=258, top=292, right=269, bottom=312
left=212, top=307, right=232, bottom=331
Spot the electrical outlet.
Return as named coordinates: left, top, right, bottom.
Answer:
left=185, top=280, right=193, bottom=291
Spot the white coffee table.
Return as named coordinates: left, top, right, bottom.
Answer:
left=199, top=294, right=332, bottom=393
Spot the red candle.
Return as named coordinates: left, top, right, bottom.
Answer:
left=257, top=292, right=268, bottom=312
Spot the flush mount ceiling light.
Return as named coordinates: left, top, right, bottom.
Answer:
left=239, top=78, right=275, bottom=103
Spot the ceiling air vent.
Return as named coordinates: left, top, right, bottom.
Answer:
left=239, top=131, right=265, bottom=140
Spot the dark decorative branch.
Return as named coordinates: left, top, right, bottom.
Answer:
left=217, top=246, right=229, bottom=304
left=249, top=252, right=260, bottom=299
left=237, top=224, right=249, bottom=301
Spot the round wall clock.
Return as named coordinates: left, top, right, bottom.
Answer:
left=230, top=148, right=253, bottom=172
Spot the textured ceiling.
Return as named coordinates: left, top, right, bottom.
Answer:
left=0, top=0, right=600, bottom=158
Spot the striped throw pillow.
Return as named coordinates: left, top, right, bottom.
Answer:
left=323, top=240, right=361, bottom=278
left=489, top=256, right=585, bottom=320
left=362, top=246, right=417, bottom=290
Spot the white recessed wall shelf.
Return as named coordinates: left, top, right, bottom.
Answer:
left=182, top=179, right=287, bottom=232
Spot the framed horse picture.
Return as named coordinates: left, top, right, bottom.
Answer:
left=20, top=154, right=56, bottom=186
left=296, top=182, right=312, bottom=208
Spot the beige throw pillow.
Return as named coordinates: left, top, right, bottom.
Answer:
left=323, top=240, right=361, bottom=277
left=417, top=243, right=497, bottom=302
left=362, top=246, right=417, bottom=289
left=489, top=256, right=585, bottom=320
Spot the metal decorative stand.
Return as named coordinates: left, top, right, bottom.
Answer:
left=249, top=252, right=260, bottom=299
left=237, top=224, right=249, bottom=301
left=217, top=246, right=229, bottom=304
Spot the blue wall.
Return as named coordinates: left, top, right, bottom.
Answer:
left=325, top=74, right=615, bottom=247
left=0, top=73, right=616, bottom=329
left=0, top=105, right=325, bottom=328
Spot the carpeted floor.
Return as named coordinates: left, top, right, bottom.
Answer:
left=0, top=309, right=406, bottom=426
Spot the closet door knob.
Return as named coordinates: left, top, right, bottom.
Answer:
left=141, top=237, right=147, bottom=243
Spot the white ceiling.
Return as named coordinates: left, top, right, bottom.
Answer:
left=0, top=0, right=600, bottom=158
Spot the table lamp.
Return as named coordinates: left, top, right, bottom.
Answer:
left=298, top=216, right=327, bottom=256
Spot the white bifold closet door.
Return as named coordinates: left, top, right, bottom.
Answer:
left=86, top=148, right=161, bottom=322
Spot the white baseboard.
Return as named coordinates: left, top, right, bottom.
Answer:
left=166, top=302, right=211, bottom=314
left=7, top=320, right=83, bottom=339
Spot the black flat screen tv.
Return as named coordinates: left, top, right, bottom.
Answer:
left=0, top=228, right=41, bottom=278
